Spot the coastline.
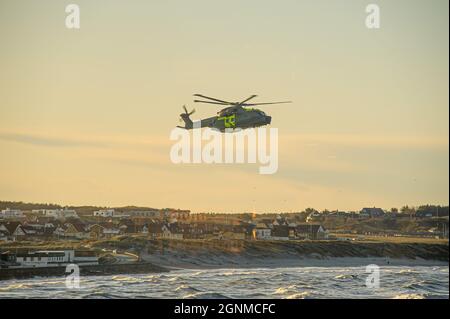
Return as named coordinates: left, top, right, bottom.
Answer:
left=138, top=239, right=449, bottom=269
left=1, top=239, right=448, bottom=280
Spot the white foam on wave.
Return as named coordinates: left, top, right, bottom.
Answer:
left=392, top=293, right=426, bottom=299
left=285, top=291, right=312, bottom=299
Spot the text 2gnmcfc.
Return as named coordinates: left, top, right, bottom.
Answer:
left=174, top=303, right=276, bottom=316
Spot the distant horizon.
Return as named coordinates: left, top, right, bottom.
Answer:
left=1, top=199, right=448, bottom=214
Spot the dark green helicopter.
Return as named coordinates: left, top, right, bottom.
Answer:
left=177, top=94, right=292, bottom=132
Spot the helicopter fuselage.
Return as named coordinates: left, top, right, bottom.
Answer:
left=197, top=107, right=272, bottom=132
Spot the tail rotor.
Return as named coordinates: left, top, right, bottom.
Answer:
left=177, top=105, right=195, bottom=129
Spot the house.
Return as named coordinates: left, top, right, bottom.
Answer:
left=296, top=224, right=328, bottom=240
left=0, top=230, right=9, bottom=241
left=254, top=223, right=271, bottom=240
left=128, top=210, right=160, bottom=218
left=160, top=223, right=184, bottom=240
left=118, top=219, right=139, bottom=234
left=13, top=250, right=74, bottom=268
left=0, top=208, right=24, bottom=219
left=54, top=223, right=88, bottom=239
left=306, top=212, right=322, bottom=223
left=161, top=209, right=191, bottom=220
left=89, top=224, right=105, bottom=239
left=93, top=209, right=115, bottom=217
left=271, top=225, right=290, bottom=240
left=359, top=207, right=385, bottom=218
left=34, top=208, right=79, bottom=219
left=146, top=222, right=164, bottom=238
left=0, top=222, right=26, bottom=240
left=88, top=223, right=120, bottom=239
left=21, top=223, right=45, bottom=236
left=1, top=250, right=98, bottom=268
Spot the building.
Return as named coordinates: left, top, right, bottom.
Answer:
left=160, top=223, right=184, bottom=239
left=359, top=207, right=385, bottom=218
left=254, top=223, right=271, bottom=240
left=0, top=222, right=26, bottom=240
left=1, top=250, right=98, bottom=268
left=306, top=212, right=322, bottom=223
left=93, top=209, right=115, bottom=217
left=0, top=208, right=24, bottom=219
left=54, top=223, right=88, bottom=239
left=13, top=250, right=73, bottom=268
left=295, top=224, right=328, bottom=240
left=161, top=209, right=191, bottom=220
left=128, top=210, right=160, bottom=218
left=271, top=225, right=290, bottom=240
left=33, top=208, right=79, bottom=220
left=0, top=230, right=9, bottom=241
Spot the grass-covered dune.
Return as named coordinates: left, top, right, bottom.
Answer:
left=88, top=237, right=449, bottom=268
left=2, top=237, right=448, bottom=268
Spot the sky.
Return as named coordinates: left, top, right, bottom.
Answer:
left=0, top=0, right=448, bottom=213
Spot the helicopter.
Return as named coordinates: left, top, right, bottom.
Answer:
left=177, top=94, right=292, bottom=132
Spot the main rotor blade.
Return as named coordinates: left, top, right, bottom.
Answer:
left=243, top=101, right=292, bottom=106
left=239, top=95, right=258, bottom=105
left=193, top=94, right=232, bottom=104
left=194, top=99, right=229, bottom=105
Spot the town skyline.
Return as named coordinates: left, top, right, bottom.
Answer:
left=1, top=199, right=448, bottom=215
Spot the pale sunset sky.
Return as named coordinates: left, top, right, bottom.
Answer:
left=0, top=0, right=448, bottom=213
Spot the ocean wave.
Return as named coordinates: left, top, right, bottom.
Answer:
left=1, top=265, right=447, bottom=299
left=392, top=293, right=426, bottom=299
left=183, top=292, right=231, bottom=299
left=0, top=283, right=31, bottom=291
left=111, top=275, right=142, bottom=283
left=274, top=285, right=297, bottom=294
left=285, top=291, right=313, bottom=299
left=175, top=284, right=200, bottom=292
left=334, top=274, right=358, bottom=280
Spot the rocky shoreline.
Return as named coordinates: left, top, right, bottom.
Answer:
left=139, top=240, right=449, bottom=269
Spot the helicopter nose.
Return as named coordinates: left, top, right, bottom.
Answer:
left=266, top=116, right=272, bottom=124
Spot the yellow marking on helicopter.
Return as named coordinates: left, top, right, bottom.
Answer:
left=218, top=114, right=236, bottom=128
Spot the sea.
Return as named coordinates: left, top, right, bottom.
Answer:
left=0, top=265, right=448, bottom=299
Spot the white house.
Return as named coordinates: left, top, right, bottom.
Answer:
left=13, top=250, right=74, bottom=268
left=255, top=224, right=272, bottom=240
left=0, top=208, right=24, bottom=219
left=93, top=209, right=115, bottom=217
left=5, top=250, right=98, bottom=268
left=34, top=208, right=79, bottom=219
left=160, top=224, right=183, bottom=240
